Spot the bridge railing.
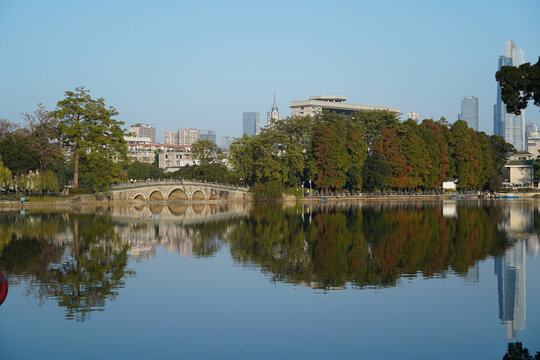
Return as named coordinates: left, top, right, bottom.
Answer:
left=110, top=179, right=250, bottom=192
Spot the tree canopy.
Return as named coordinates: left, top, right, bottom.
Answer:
left=496, top=56, right=540, bottom=114
left=53, top=87, right=130, bottom=191
left=228, top=111, right=514, bottom=194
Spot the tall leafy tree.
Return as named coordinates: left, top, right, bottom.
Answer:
left=23, top=104, right=63, bottom=173
left=0, top=129, right=39, bottom=176
left=450, top=120, right=481, bottom=189
left=53, top=88, right=129, bottom=191
left=362, top=150, right=391, bottom=191
left=0, top=155, right=13, bottom=192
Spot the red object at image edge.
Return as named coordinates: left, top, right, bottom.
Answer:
left=0, top=271, right=7, bottom=306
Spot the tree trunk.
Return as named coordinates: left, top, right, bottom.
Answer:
left=74, top=218, right=79, bottom=259
left=74, top=148, right=79, bottom=189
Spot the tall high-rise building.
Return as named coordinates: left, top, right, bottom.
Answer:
left=200, top=130, right=217, bottom=143
left=407, top=111, right=421, bottom=124
left=460, top=96, right=479, bottom=131
left=163, top=131, right=178, bottom=145
left=525, top=121, right=538, bottom=135
left=525, top=122, right=539, bottom=154
left=267, top=94, right=281, bottom=128
left=130, top=123, right=156, bottom=144
left=243, top=112, right=260, bottom=137
left=178, top=128, right=200, bottom=146
left=494, top=40, right=525, bottom=150
left=222, top=136, right=234, bottom=151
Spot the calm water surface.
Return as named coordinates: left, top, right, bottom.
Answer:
left=1, top=201, right=539, bottom=359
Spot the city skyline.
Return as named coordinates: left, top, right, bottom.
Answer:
left=0, top=1, right=539, bottom=142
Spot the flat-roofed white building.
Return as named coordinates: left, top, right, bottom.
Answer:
left=130, top=123, right=156, bottom=144
left=290, top=96, right=400, bottom=117
left=159, top=150, right=197, bottom=172
left=505, top=152, right=534, bottom=187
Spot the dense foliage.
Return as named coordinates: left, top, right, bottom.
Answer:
left=496, top=56, right=540, bottom=115
left=228, top=111, right=515, bottom=193
left=53, top=88, right=130, bottom=192
left=183, top=203, right=513, bottom=289
left=0, top=89, right=131, bottom=194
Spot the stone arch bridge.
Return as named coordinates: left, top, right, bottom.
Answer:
left=109, top=180, right=252, bottom=202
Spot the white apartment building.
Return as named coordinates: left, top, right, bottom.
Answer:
left=125, top=136, right=192, bottom=165
left=163, top=131, right=179, bottom=145
left=178, top=128, right=200, bottom=146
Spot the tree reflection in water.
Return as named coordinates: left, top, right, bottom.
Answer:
left=0, top=212, right=133, bottom=321
left=0, top=202, right=526, bottom=320
left=223, top=203, right=513, bottom=289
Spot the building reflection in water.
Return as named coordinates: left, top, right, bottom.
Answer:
left=495, top=204, right=539, bottom=339
left=115, top=202, right=248, bottom=260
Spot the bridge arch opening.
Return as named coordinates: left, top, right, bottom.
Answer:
left=134, top=194, right=145, bottom=201
left=169, top=188, right=188, bottom=201
left=192, top=204, right=205, bottom=214
left=191, top=190, right=205, bottom=201
left=168, top=203, right=188, bottom=216
left=149, top=190, right=164, bottom=202
left=149, top=204, right=163, bottom=214
left=208, top=194, right=218, bottom=201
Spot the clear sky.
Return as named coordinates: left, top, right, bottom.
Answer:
left=1, top=0, right=539, bottom=143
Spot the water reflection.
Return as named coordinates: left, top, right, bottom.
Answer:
left=494, top=204, right=540, bottom=339
left=0, top=213, right=133, bottom=321
left=0, top=201, right=539, bottom=334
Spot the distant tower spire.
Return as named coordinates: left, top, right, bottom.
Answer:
left=267, top=93, right=281, bottom=128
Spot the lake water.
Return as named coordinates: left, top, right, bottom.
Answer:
left=1, top=201, right=539, bottom=359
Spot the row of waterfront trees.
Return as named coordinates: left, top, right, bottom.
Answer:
left=228, top=111, right=515, bottom=196
left=0, top=88, right=518, bottom=196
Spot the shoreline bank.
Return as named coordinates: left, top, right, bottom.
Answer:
left=1, top=192, right=539, bottom=210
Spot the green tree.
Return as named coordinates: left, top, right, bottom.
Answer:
left=362, top=150, right=391, bottom=191
left=346, top=126, right=367, bottom=190
left=450, top=120, right=481, bottom=189
left=0, top=155, right=13, bottom=192
left=191, top=139, right=221, bottom=164
left=53, top=87, right=130, bottom=191
left=0, top=130, right=39, bottom=176
left=23, top=104, right=64, bottom=173
left=127, top=161, right=163, bottom=180
left=313, top=114, right=350, bottom=191
left=496, top=57, right=540, bottom=115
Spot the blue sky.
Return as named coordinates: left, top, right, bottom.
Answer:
left=1, top=0, right=539, bottom=143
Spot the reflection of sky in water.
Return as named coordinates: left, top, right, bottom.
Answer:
left=1, top=202, right=540, bottom=359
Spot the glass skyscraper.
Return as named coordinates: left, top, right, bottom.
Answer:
left=460, top=96, right=478, bottom=131
left=199, top=130, right=217, bottom=143
left=494, top=40, right=525, bottom=150
left=242, top=112, right=260, bottom=137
